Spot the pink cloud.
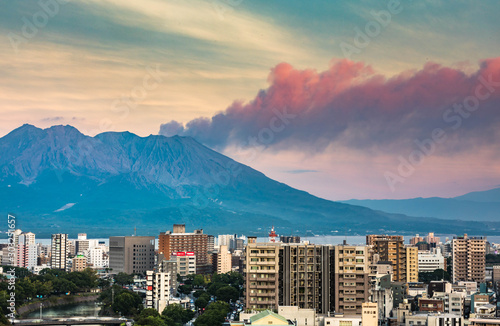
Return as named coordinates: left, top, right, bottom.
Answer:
left=160, top=57, right=500, bottom=156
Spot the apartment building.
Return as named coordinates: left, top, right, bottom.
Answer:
left=218, top=245, right=232, bottom=274
left=452, top=234, right=486, bottom=283
left=72, top=254, right=87, bottom=272
left=16, top=233, right=37, bottom=269
left=109, top=236, right=155, bottom=274
left=278, top=243, right=332, bottom=313
left=332, top=245, right=372, bottom=315
left=51, top=233, right=68, bottom=270
left=146, top=270, right=171, bottom=313
left=406, top=246, right=419, bottom=282
left=245, top=242, right=280, bottom=310
left=367, top=235, right=407, bottom=282
left=158, top=224, right=211, bottom=274
left=173, top=251, right=196, bottom=276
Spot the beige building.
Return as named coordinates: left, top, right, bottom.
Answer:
left=72, top=255, right=87, bottom=272
left=452, top=235, right=486, bottom=283
left=406, top=246, right=418, bottom=282
left=332, top=245, right=371, bottom=315
left=217, top=245, right=232, bottom=274
left=174, top=252, right=196, bottom=276
left=109, top=236, right=155, bottom=274
left=245, top=242, right=280, bottom=310
left=367, top=235, right=407, bottom=282
left=362, top=302, right=378, bottom=326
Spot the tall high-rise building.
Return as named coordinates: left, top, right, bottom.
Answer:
left=109, top=236, right=155, bottom=274
left=279, top=243, right=333, bottom=313
left=51, top=234, right=68, bottom=270
left=367, top=235, right=407, bottom=282
left=406, top=246, right=419, bottom=282
left=245, top=242, right=280, bottom=310
left=452, top=234, right=486, bottom=283
left=158, top=224, right=211, bottom=274
left=246, top=241, right=373, bottom=315
left=332, top=245, right=372, bottom=315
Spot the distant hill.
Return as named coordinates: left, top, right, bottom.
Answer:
left=1, top=124, right=499, bottom=237
left=342, top=188, right=500, bottom=222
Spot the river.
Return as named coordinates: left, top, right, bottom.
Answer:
left=24, top=301, right=104, bottom=326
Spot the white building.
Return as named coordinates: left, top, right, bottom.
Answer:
left=418, top=248, right=445, bottom=272
left=217, top=234, right=235, bottom=247
left=86, top=247, right=106, bottom=268
left=146, top=271, right=171, bottom=313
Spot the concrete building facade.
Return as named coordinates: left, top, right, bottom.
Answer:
left=367, top=235, right=407, bottom=282
left=452, top=235, right=486, bottom=283
left=245, top=242, right=280, bottom=310
left=51, top=233, right=68, bottom=270
left=109, top=236, right=155, bottom=274
left=158, top=224, right=211, bottom=274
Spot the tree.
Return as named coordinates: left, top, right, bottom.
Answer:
left=194, top=309, right=225, bottom=326
left=52, top=278, right=77, bottom=294
left=194, top=301, right=230, bottom=326
left=98, top=278, right=111, bottom=289
left=112, top=291, right=142, bottom=316
left=193, top=290, right=206, bottom=298
left=178, top=284, right=193, bottom=295
left=195, top=296, right=209, bottom=309
left=161, top=303, right=194, bottom=324
left=418, top=269, right=451, bottom=283
left=215, top=286, right=239, bottom=303
left=193, top=274, right=206, bottom=288
left=135, top=308, right=166, bottom=326
left=206, top=282, right=224, bottom=296
left=114, top=272, right=134, bottom=286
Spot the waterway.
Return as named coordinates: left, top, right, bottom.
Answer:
left=24, top=301, right=104, bottom=326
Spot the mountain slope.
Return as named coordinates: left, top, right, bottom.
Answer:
left=1, top=124, right=499, bottom=237
left=342, top=188, right=500, bottom=222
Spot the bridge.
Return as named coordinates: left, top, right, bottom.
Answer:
left=12, top=317, right=132, bottom=325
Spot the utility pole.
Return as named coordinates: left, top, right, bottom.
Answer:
left=40, top=303, right=43, bottom=320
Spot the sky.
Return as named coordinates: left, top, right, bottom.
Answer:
left=1, top=0, right=500, bottom=200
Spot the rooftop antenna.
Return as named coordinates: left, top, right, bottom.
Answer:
left=134, top=226, right=137, bottom=237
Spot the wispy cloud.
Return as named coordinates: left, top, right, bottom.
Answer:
left=285, top=169, right=319, bottom=174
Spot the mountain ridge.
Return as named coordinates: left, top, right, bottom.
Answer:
left=1, top=124, right=499, bottom=237
left=342, top=188, right=500, bottom=222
